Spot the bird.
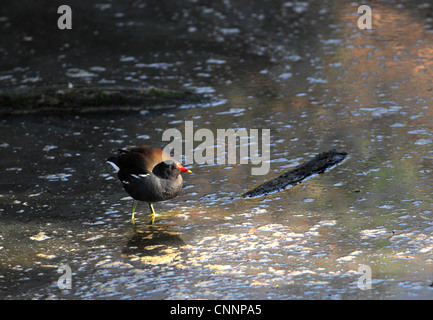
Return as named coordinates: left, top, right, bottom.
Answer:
left=106, top=145, right=191, bottom=224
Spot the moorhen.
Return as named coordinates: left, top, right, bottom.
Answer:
left=106, top=145, right=191, bottom=224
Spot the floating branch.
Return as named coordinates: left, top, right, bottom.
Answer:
left=243, top=149, right=348, bottom=198
left=0, top=86, right=210, bottom=115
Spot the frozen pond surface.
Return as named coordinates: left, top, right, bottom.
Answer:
left=1, top=1, right=433, bottom=299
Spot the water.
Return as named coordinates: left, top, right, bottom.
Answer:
left=1, top=0, right=433, bottom=299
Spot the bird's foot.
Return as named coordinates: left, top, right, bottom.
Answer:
left=148, top=203, right=156, bottom=225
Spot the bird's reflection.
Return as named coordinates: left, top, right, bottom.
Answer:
left=122, top=224, right=185, bottom=264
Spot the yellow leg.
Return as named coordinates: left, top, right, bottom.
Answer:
left=131, top=199, right=137, bottom=224
left=149, top=203, right=155, bottom=225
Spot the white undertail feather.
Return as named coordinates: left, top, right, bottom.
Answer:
left=106, top=161, right=120, bottom=172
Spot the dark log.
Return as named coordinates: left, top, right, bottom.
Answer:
left=0, top=86, right=210, bottom=116
left=243, top=149, right=348, bottom=198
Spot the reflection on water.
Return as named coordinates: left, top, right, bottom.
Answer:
left=1, top=1, right=433, bottom=299
left=123, top=225, right=185, bottom=265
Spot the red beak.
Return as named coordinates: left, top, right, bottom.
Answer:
left=177, top=163, right=192, bottom=173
